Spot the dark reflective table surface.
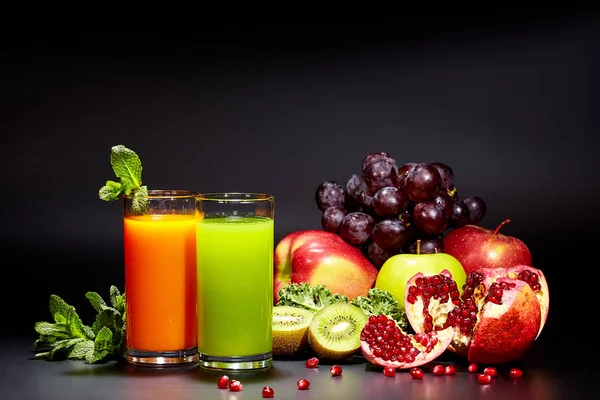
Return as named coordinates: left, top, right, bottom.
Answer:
left=1, top=335, right=595, bottom=400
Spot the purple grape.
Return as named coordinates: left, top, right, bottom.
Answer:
left=367, top=241, right=400, bottom=269
left=321, top=206, right=348, bottom=233
left=339, top=212, right=376, bottom=245
left=407, top=237, right=444, bottom=254
left=373, top=186, right=408, bottom=218
left=345, top=173, right=363, bottom=199
left=362, top=159, right=398, bottom=193
left=412, top=201, right=448, bottom=236
left=432, top=191, right=454, bottom=218
left=315, top=181, right=345, bottom=212
left=396, top=162, right=417, bottom=191
left=372, top=218, right=410, bottom=251
left=448, top=199, right=471, bottom=228
left=405, top=163, right=442, bottom=203
left=355, top=182, right=375, bottom=211
left=463, top=196, right=487, bottom=224
left=431, top=162, right=455, bottom=191
left=362, top=151, right=397, bottom=172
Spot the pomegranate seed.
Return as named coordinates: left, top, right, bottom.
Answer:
left=410, top=367, right=424, bottom=379
left=510, top=368, right=523, bottom=378
left=262, top=386, right=274, bottom=398
left=444, top=365, right=457, bottom=375
left=467, top=363, right=478, bottom=373
left=476, top=373, right=492, bottom=384
left=229, top=380, right=243, bottom=392
left=432, top=365, right=445, bottom=376
left=383, top=366, right=396, bottom=377
left=483, top=367, right=498, bottom=377
left=305, top=357, right=319, bottom=368
left=297, top=379, right=310, bottom=390
left=217, top=375, right=229, bottom=389
left=330, top=365, right=343, bottom=376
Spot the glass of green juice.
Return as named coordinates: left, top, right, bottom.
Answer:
left=196, top=192, right=274, bottom=371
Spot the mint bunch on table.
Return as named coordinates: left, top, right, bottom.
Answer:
left=98, top=144, right=148, bottom=214
left=33, top=286, right=126, bottom=363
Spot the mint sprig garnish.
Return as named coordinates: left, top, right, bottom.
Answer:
left=98, top=145, right=148, bottom=214
left=33, top=286, right=126, bottom=364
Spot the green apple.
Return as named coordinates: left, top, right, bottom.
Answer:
left=375, top=250, right=467, bottom=311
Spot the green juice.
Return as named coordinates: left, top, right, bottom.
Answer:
left=196, top=216, right=274, bottom=358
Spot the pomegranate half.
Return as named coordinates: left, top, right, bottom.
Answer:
left=404, top=266, right=547, bottom=365
left=482, top=265, right=549, bottom=339
left=360, top=314, right=454, bottom=369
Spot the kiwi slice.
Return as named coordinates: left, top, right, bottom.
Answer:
left=307, top=302, right=368, bottom=360
left=272, top=306, right=315, bottom=356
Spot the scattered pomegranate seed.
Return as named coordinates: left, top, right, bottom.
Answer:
left=297, top=379, right=310, bottom=390
left=410, top=367, right=424, bottom=379
left=510, top=368, right=523, bottom=378
left=432, top=365, right=445, bottom=376
left=467, top=363, right=479, bottom=373
left=305, top=357, right=319, bottom=368
left=262, top=386, right=274, bottom=398
left=217, top=375, right=229, bottom=389
left=383, top=367, right=396, bottom=377
left=476, top=373, right=492, bottom=384
left=444, top=365, right=457, bottom=375
left=483, top=367, right=498, bottom=377
left=330, top=365, right=343, bottom=376
left=229, top=380, right=243, bottom=392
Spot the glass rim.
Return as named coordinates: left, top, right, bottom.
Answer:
left=197, top=192, right=274, bottom=202
left=123, top=189, right=198, bottom=199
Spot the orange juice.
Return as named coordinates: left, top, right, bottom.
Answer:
left=124, top=214, right=197, bottom=351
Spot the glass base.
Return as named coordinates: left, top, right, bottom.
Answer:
left=126, top=347, right=200, bottom=367
left=200, top=352, right=272, bottom=371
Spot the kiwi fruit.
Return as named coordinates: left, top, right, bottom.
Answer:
left=307, top=302, right=368, bottom=360
left=272, top=306, right=315, bottom=356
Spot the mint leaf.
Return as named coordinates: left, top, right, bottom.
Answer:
left=33, top=286, right=126, bottom=364
left=86, top=327, right=113, bottom=363
left=98, top=145, right=148, bottom=214
left=85, top=291, right=107, bottom=313
left=109, top=145, right=142, bottom=192
left=98, top=180, right=123, bottom=201
left=34, top=321, right=71, bottom=339
left=131, top=185, right=148, bottom=215
left=109, top=285, right=124, bottom=311
left=67, top=340, right=95, bottom=359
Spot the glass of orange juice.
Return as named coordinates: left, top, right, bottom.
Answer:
left=123, top=189, right=199, bottom=366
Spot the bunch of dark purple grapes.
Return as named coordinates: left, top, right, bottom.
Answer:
left=315, top=151, right=487, bottom=268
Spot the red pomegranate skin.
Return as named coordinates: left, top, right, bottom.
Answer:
left=467, top=278, right=541, bottom=364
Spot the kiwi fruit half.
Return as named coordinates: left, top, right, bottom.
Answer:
left=272, top=305, right=315, bottom=356
left=307, top=302, right=368, bottom=360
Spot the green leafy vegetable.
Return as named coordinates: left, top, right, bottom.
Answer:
left=276, top=283, right=409, bottom=330
left=351, top=288, right=409, bottom=331
left=33, top=286, right=126, bottom=364
left=98, top=145, right=147, bottom=214
left=276, top=282, right=349, bottom=312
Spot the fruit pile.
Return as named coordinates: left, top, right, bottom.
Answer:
left=315, top=151, right=487, bottom=267
left=271, top=149, right=551, bottom=390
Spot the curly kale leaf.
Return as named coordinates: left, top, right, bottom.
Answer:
left=351, top=288, right=409, bottom=331
left=276, top=282, right=349, bottom=312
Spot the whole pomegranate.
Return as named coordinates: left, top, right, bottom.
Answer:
left=404, top=265, right=549, bottom=365
left=359, top=314, right=454, bottom=369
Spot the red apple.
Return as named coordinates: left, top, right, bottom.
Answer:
left=273, top=230, right=379, bottom=303
left=442, top=219, right=532, bottom=275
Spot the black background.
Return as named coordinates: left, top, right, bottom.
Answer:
left=1, top=14, right=597, bottom=368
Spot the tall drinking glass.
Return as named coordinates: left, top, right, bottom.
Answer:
left=196, top=193, right=274, bottom=371
left=124, top=189, right=199, bottom=366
